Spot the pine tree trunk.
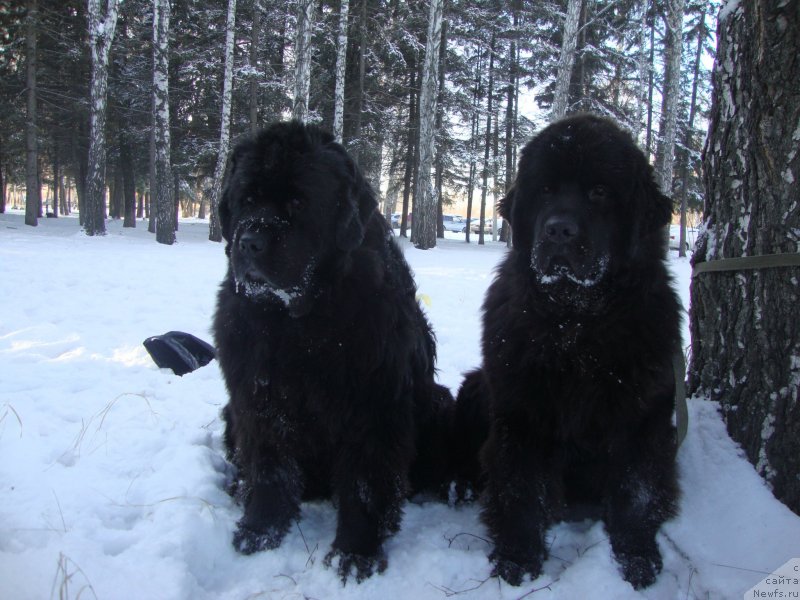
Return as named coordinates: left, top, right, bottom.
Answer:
left=434, top=19, right=447, bottom=240
left=52, top=141, right=59, bottom=218
left=465, top=54, right=482, bottom=245
left=292, top=0, right=315, bottom=122
left=152, top=0, right=174, bottom=245
left=249, top=0, right=261, bottom=133
left=120, top=134, right=136, bottom=228
left=25, top=0, right=39, bottom=227
left=1, top=136, right=6, bottom=213
left=689, top=0, right=800, bottom=515
left=400, top=59, right=417, bottom=239
left=551, top=0, right=582, bottom=121
left=412, top=0, right=443, bottom=250
left=635, top=0, right=649, bottom=142
left=84, top=0, right=119, bottom=236
left=655, top=0, right=684, bottom=197
left=209, top=0, right=237, bottom=243
left=333, top=0, right=349, bottom=142
left=478, top=33, right=496, bottom=246
left=675, top=13, right=705, bottom=257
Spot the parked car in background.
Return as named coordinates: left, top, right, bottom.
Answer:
left=442, top=215, right=467, bottom=233
left=470, top=218, right=501, bottom=235
left=391, top=213, right=412, bottom=229
left=668, top=224, right=696, bottom=251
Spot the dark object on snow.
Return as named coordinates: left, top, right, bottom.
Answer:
left=143, top=331, right=216, bottom=376
left=455, top=114, right=683, bottom=590
left=213, top=121, right=454, bottom=583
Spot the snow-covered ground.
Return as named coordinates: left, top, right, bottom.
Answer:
left=1, top=210, right=798, bottom=599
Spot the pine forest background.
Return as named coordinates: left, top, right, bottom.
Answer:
left=1, top=0, right=717, bottom=248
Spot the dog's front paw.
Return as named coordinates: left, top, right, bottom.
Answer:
left=232, top=522, right=284, bottom=555
left=489, top=549, right=543, bottom=586
left=614, top=545, right=663, bottom=589
left=324, top=547, right=387, bottom=584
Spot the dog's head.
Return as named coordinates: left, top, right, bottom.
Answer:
left=219, top=121, right=376, bottom=314
left=501, top=114, right=671, bottom=298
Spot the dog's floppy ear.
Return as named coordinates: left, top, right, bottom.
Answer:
left=330, top=143, right=376, bottom=252
left=218, top=151, right=237, bottom=245
left=498, top=182, right=516, bottom=225
left=643, top=174, right=674, bottom=232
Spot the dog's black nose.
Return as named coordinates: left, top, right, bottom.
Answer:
left=543, top=215, right=579, bottom=244
left=238, top=231, right=266, bottom=256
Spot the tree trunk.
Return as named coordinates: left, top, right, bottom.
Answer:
left=655, top=0, right=684, bottom=198
left=0, top=137, right=5, bottom=213
left=120, top=134, right=136, bottom=227
left=502, top=4, right=518, bottom=245
left=635, top=0, right=650, bottom=142
left=645, top=14, right=656, bottom=158
left=411, top=0, right=443, bottom=250
left=152, top=0, right=174, bottom=245
left=551, top=0, right=582, bottom=121
left=689, top=0, right=800, bottom=515
left=209, top=0, right=237, bottom=243
left=52, top=141, right=59, bottom=218
left=333, top=0, right=349, bottom=142
left=249, top=0, right=261, bottom=133
left=674, top=12, right=705, bottom=257
left=352, top=0, right=367, bottom=163
left=292, top=0, right=315, bottom=122
left=434, top=19, right=447, bottom=240
left=465, top=53, right=482, bottom=245
left=400, top=58, right=417, bottom=239
left=84, top=0, right=120, bottom=236
left=478, top=32, right=496, bottom=246
left=25, top=0, right=39, bottom=227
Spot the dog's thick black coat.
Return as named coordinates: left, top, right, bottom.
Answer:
left=213, top=121, right=453, bottom=583
left=455, top=114, right=682, bottom=589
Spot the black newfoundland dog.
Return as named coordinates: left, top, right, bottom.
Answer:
left=455, top=114, right=682, bottom=589
left=213, top=121, right=453, bottom=583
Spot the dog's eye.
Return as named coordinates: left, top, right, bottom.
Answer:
left=589, top=185, right=610, bottom=202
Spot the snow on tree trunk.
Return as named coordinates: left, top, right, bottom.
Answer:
left=292, top=0, right=315, bottom=122
left=25, top=0, right=39, bottom=227
left=209, top=0, right=237, bottom=243
left=333, top=0, right=349, bottom=142
left=411, top=0, right=443, bottom=250
left=655, top=0, right=684, bottom=196
left=550, top=0, right=582, bottom=121
left=152, top=0, right=174, bottom=245
left=689, top=0, right=800, bottom=515
left=84, top=0, right=119, bottom=236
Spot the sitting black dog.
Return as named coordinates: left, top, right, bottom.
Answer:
left=456, top=114, right=683, bottom=589
left=213, top=121, right=453, bottom=582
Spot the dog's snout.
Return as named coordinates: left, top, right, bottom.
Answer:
left=238, top=230, right=267, bottom=257
left=543, top=215, right=580, bottom=244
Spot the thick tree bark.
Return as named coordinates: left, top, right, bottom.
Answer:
left=411, top=0, right=443, bottom=250
left=209, top=0, right=237, bottom=243
left=689, top=0, right=800, bottom=515
left=333, top=0, right=349, bottom=142
left=84, top=0, right=120, bottom=236
left=25, top=0, right=39, bottom=227
left=434, top=19, right=447, bottom=239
